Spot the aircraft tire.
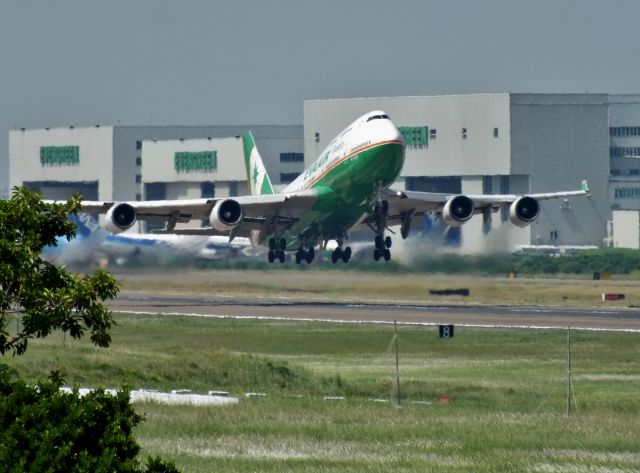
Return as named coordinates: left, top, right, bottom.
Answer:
left=278, top=250, right=285, bottom=263
left=373, top=249, right=381, bottom=261
left=268, top=251, right=275, bottom=263
left=342, top=246, right=352, bottom=263
left=305, top=248, right=314, bottom=264
left=269, top=239, right=277, bottom=251
left=385, top=236, right=392, bottom=248
left=375, top=236, right=384, bottom=250
left=279, top=238, right=287, bottom=250
left=383, top=249, right=391, bottom=261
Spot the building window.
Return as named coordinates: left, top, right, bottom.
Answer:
left=136, top=157, right=142, bottom=166
left=631, top=169, right=640, bottom=175
left=315, top=132, right=320, bottom=143
left=201, top=182, right=215, bottom=198
left=461, top=128, right=468, bottom=139
left=429, top=128, right=437, bottom=140
left=280, top=172, right=300, bottom=183
left=136, top=193, right=142, bottom=201
left=610, top=147, right=640, bottom=158
left=136, top=140, right=142, bottom=150
left=135, top=174, right=141, bottom=183
left=611, top=169, right=621, bottom=176
left=610, top=126, right=640, bottom=137
left=493, top=127, right=499, bottom=138
left=280, top=152, right=304, bottom=162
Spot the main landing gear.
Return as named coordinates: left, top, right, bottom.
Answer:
left=331, top=245, right=352, bottom=264
left=295, top=245, right=315, bottom=264
left=267, top=238, right=286, bottom=263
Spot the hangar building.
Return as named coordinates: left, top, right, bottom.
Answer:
left=304, top=94, right=611, bottom=250
left=8, top=125, right=303, bottom=202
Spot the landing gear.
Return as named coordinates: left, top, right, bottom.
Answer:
left=268, top=238, right=287, bottom=263
left=331, top=246, right=352, bottom=264
left=295, top=245, right=315, bottom=264
left=371, top=181, right=392, bottom=262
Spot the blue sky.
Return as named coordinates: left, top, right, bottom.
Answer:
left=2, top=0, right=639, bottom=193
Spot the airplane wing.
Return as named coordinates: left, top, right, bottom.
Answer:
left=356, top=181, right=590, bottom=237
left=75, top=190, right=318, bottom=240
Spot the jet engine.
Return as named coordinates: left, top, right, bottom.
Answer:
left=442, top=195, right=474, bottom=227
left=509, top=196, right=540, bottom=227
left=210, top=199, right=244, bottom=231
left=105, top=203, right=137, bottom=234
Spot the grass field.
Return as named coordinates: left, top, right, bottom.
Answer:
left=4, top=311, right=640, bottom=472
left=114, top=268, right=640, bottom=308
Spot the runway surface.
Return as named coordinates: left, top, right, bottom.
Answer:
left=108, top=293, right=640, bottom=332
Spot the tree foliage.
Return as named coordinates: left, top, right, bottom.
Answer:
left=0, top=187, right=119, bottom=355
left=0, top=366, right=179, bottom=473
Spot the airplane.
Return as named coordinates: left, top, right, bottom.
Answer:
left=75, top=111, right=590, bottom=264
left=44, top=211, right=254, bottom=267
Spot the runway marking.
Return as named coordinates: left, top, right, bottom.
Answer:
left=114, top=310, right=640, bottom=333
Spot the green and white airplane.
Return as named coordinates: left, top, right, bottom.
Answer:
left=82, top=111, right=589, bottom=264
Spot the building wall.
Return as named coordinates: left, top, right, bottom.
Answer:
left=9, top=126, right=115, bottom=200
left=612, top=210, right=640, bottom=249
left=509, top=94, right=610, bottom=246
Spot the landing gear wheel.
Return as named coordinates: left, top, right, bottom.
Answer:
left=278, top=250, right=285, bottom=263
left=305, top=247, right=315, bottom=264
left=295, top=249, right=304, bottom=264
left=331, top=248, right=342, bottom=264
left=373, top=249, right=381, bottom=261
left=269, top=239, right=277, bottom=251
left=375, top=235, right=384, bottom=250
left=342, top=246, right=352, bottom=263
left=385, top=236, right=392, bottom=248
left=268, top=251, right=275, bottom=263
left=279, top=238, right=287, bottom=250
left=383, top=249, right=391, bottom=261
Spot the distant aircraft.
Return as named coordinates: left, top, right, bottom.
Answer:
left=44, top=212, right=254, bottom=267
left=77, top=111, right=590, bottom=264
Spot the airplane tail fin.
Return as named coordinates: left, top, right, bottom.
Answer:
left=69, top=212, right=104, bottom=240
left=242, top=131, right=274, bottom=196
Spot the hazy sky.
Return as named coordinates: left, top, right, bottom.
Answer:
left=2, top=0, right=640, bottom=192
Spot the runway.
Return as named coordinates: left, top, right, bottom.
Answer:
left=108, top=293, right=640, bottom=332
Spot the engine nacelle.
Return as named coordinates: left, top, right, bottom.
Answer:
left=209, top=199, right=243, bottom=231
left=442, top=195, right=474, bottom=227
left=509, top=196, right=540, bottom=227
left=105, top=203, right=137, bottom=234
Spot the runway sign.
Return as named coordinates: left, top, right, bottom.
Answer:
left=439, top=324, right=455, bottom=338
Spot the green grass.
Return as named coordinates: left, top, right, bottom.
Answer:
left=3, top=313, right=640, bottom=472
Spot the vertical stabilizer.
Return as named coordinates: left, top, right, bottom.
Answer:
left=242, top=131, right=274, bottom=196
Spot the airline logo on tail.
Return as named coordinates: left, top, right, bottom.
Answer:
left=242, top=131, right=274, bottom=196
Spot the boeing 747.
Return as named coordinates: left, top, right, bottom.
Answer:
left=78, top=111, right=590, bottom=264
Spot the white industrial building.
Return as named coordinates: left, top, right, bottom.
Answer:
left=9, top=92, right=640, bottom=252
left=304, top=94, right=612, bottom=250
left=8, top=125, right=303, bottom=202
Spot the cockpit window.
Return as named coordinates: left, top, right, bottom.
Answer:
left=366, top=114, right=390, bottom=122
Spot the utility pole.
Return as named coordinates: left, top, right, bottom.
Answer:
left=394, top=320, right=401, bottom=408
left=566, top=325, right=572, bottom=417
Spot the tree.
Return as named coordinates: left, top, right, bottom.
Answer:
left=0, top=187, right=179, bottom=472
left=0, top=187, right=119, bottom=355
left=0, top=366, right=179, bottom=473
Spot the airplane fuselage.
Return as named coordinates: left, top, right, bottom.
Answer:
left=279, top=112, right=405, bottom=247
